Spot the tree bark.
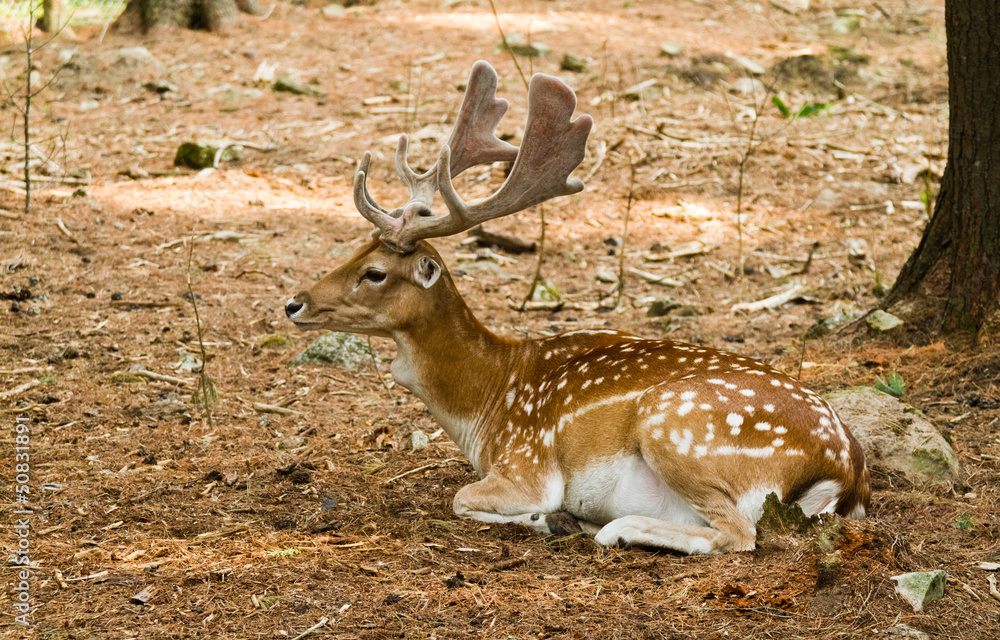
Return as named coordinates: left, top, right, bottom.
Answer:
left=115, top=0, right=268, bottom=34
left=40, top=0, right=68, bottom=33
left=885, top=0, right=1000, bottom=336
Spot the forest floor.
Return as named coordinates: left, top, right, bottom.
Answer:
left=1, top=0, right=999, bottom=638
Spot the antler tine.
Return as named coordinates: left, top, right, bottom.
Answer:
left=390, top=71, right=592, bottom=248
left=356, top=61, right=522, bottom=252
left=445, top=60, right=519, bottom=175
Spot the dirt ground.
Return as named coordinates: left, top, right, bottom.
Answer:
left=2, top=0, right=998, bottom=638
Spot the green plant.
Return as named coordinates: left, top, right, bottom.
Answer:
left=955, top=513, right=975, bottom=531
left=875, top=371, right=906, bottom=397
left=772, top=96, right=831, bottom=119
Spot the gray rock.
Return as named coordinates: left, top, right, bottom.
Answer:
left=890, top=570, right=946, bottom=612
left=499, top=35, right=550, bottom=58
left=647, top=298, right=680, bottom=317
left=660, top=40, right=683, bottom=57
left=273, top=77, right=326, bottom=98
left=406, top=430, right=429, bottom=452
left=290, top=332, right=375, bottom=369
left=174, top=142, right=243, bottom=169
left=731, top=77, right=766, bottom=96
left=885, top=624, right=929, bottom=640
left=732, top=56, right=765, bottom=75
left=321, top=3, right=346, bottom=17
left=823, top=387, right=959, bottom=484
left=866, top=309, right=903, bottom=331
left=560, top=53, right=587, bottom=73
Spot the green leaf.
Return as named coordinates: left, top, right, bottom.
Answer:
left=795, top=103, right=831, bottom=118
left=771, top=95, right=791, bottom=119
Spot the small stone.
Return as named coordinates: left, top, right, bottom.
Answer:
left=321, top=495, right=338, bottom=512
left=111, top=291, right=123, bottom=301
left=594, top=269, right=618, bottom=284
left=560, top=53, right=587, bottom=73
left=257, top=414, right=271, bottom=429
left=174, top=142, right=243, bottom=169
left=660, top=40, right=683, bottom=57
left=290, top=331, right=375, bottom=368
left=732, top=56, right=765, bottom=75
left=885, top=624, right=929, bottom=640
left=78, top=99, right=100, bottom=113
left=273, top=76, right=327, bottom=98
left=891, top=570, right=946, bottom=612
left=731, top=77, right=766, bottom=96
left=276, top=436, right=307, bottom=450
left=866, top=309, right=903, bottom=332
left=499, top=34, right=550, bottom=58
left=321, top=3, right=346, bottom=17
left=832, top=16, right=861, bottom=34
left=647, top=298, right=680, bottom=317
left=406, top=430, right=429, bottom=452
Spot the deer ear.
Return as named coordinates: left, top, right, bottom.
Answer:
left=414, top=255, right=442, bottom=289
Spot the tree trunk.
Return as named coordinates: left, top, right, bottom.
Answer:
left=884, top=0, right=1000, bottom=336
left=40, top=0, right=68, bottom=33
left=115, top=0, right=268, bottom=34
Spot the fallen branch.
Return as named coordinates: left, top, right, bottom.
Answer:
left=467, top=226, right=536, bottom=254
left=130, top=370, right=194, bottom=388
left=731, top=284, right=809, bottom=313
left=0, top=380, right=40, bottom=400
left=988, top=574, right=1000, bottom=604
left=289, top=617, right=330, bottom=640
left=253, top=402, right=302, bottom=417
left=489, top=557, right=530, bottom=571
left=0, top=366, right=50, bottom=375
left=627, top=267, right=683, bottom=287
left=111, top=300, right=180, bottom=309
left=193, top=524, right=249, bottom=542
left=383, top=458, right=462, bottom=485
left=55, top=217, right=78, bottom=243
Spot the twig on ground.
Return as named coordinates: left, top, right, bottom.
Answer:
left=129, top=370, right=194, bottom=388
left=383, top=458, right=463, bottom=485
left=615, top=166, right=636, bottom=309
left=253, top=402, right=302, bottom=417
left=0, top=379, right=40, bottom=400
left=55, top=218, right=77, bottom=242
left=290, top=618, right=330, bottom=640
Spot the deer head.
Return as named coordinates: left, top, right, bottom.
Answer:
left=285, top=60, right=592, bottom=334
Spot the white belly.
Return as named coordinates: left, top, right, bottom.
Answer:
left=563, top=454, right=708, bottom=527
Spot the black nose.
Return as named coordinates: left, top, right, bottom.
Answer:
left=285, top=300, right=304, bottom=317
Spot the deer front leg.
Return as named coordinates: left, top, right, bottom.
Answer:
left=452, top=471, right=583, bottom=536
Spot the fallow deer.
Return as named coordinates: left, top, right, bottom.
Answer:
left=285, top=61, right=870, bottom=554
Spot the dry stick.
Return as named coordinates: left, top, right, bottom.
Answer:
left=488, top=0, right=549, bottom=312
left=520, top=203, right=547, bottom=311
left=487, top=0, right=528, bottom=87
left=615, top=166, right=637, bottom=310
left=186, top=237, right=214, bottom=429
left=367, top=337, right=394, bottom=400
left=289, top=618, right=330, bottom=640
left=724, top=76, right=776, bottom=282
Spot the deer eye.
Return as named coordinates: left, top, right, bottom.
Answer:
left=362, top=269, right=386, bottom=284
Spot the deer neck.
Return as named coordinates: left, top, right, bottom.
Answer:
left=389, top=290, right=520, bottom=471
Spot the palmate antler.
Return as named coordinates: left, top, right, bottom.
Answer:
left=353, top=60, right=593, bottom=253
